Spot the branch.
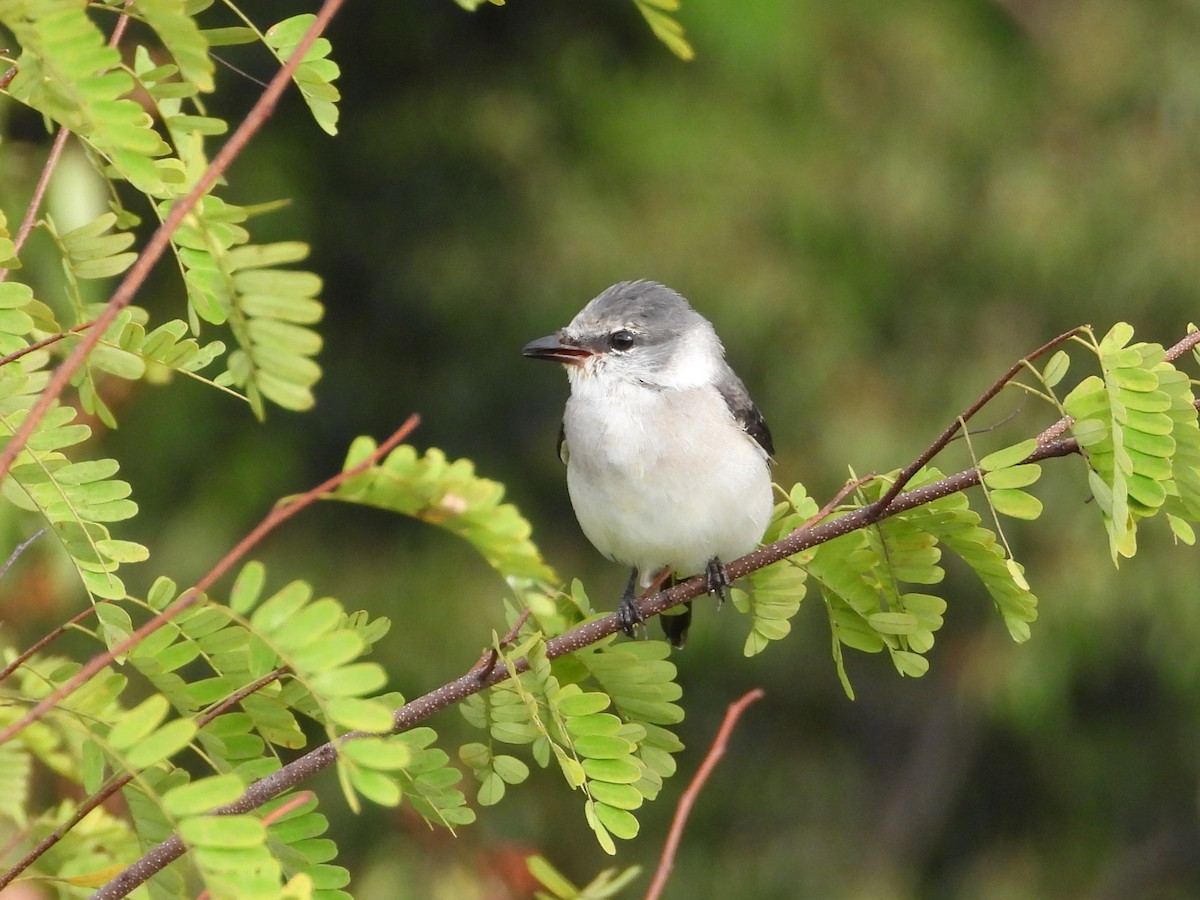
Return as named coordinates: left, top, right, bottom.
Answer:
left=87, top=433, right=1077, bottom=898
left=0, top=667, right=287, bottom=891
left=867, top=326, right=1084, bottom=520
left=0, top=321, right=96, bottom=369
left=0, top=5, right=133, bottom=284
left=0, top=0, right=348, bottom=485
left=645, top=688, right=765, bottom=900
left=92, top=324, right=1200, bottom=897
left=0, top=414, right=419, bottom=748
left=0, top=526, right=46, bottom=580
left=0, top=602, right=92, bottom=684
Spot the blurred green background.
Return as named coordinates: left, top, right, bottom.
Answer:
left=8, top=0, right=1200, bottom=897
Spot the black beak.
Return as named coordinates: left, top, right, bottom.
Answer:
left=522, top=332, right=593, bottom=365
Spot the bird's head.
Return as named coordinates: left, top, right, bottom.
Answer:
left=522, top=280, right=724, bottom=390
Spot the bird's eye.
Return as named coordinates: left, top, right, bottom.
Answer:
left=609, top=329, right=636, bottom=351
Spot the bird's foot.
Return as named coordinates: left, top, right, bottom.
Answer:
left=704, top=557, right=733, bottom=609
left=618, top=569, right=645, bottom=638
left=617, top=590, right=645, bottom=637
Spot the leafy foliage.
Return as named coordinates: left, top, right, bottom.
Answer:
left=527, top=853, right=641, bottom=899
left=1, top=563, right=400, bottom=896
left=737, top=482, right=818, bottom=655
left=461, top=621, right=683, bottom=854
left=1, top=0, right=172, bottom=193
left=333, top=439, right=557, bottom=583
left=1, top=0, right=1199, bottom=896
left=264, top=14, right=342, bottom=136
left=632, top=0, right=694, bottom=60
left=1064, top=323, right=1200, bottom=560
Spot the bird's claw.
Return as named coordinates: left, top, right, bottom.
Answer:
left=704, top=558, right=732, bottom=609
left=617, top=591, right=645, bottom=637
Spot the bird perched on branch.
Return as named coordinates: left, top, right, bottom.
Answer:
left=523, top=280, right=775, bottom=647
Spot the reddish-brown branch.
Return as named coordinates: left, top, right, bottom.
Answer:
left=0, top=0, right=346, bottom=485
left=0, top=603, right=94, bottom=684
left=0, top=321, right=97, bottom=369
left=1037, top=326, right=1199, bottom=445
left=867, top=326, right=1085, bottom=520
left=0, top=7, right=133, bottom=285
left=0, top=127, right=71, bottom=286
left=0, top=414, right=418, bottom=748
left=1165, top=329, right=1200, bottom=362
left=88, top=432, right=1082, bottom=899
left=646, top=688, right=765, bottom=900
left=0, top=667, right=287, bottom=891
left=84, top=334, right=1200, bottom=896
left=471, top=607, right=533, bottom=681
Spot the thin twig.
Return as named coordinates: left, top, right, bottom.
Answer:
left=86, top=436, right=1081, bottom=899
left=0, top=7, right=133, bottom=285
left=0, top=667, right=287, bottom=891
left=0, top=128, right=70, bottom=286
left=801, top=473, right=876, bottom=529
left=89, top=339, right=1200, bottom=897
left=1037, top=326, right=1200, bottom=445
left=0, top=322, right=96, bottom=369
left=0, top=413, right=418, bottom=748
left=0, top=0, right=345, bottom=486
left=471, top=607, right=532, bottom=681
left=646, top=688, right=765, bottom=900
left=0, top=604, right=95, bottom=684
left=0, top=526, right=47, bottom=579
left=867, top=327, right=1084, bottom=522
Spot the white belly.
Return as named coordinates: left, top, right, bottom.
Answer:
left=563, top=378, right=773, bottom=586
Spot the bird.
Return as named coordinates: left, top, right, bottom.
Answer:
left=522, top=280, right=775, bottom=647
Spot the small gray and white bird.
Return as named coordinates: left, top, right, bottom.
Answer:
left=523, top=280, right=775, bottom=646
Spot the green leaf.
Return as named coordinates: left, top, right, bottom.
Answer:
left=527, top=855, right=579, bottom=899
left=125, top=718, right=196, bottom=768
left=108, top=694, right=169, bottom=750
left=271, top=597, right=342, bottom=650
left=341, top=736, right=413, bottom=770
left=556, top=689, right=612, bottom=718
left=890, top=650, right=930, bottom=678
left=201, top=26, right=259, bottom=46
left=180, top=814, right=265, bottom=848
left=574, top=734, right=636, bottom=759
left=264, top=15, right=342, bottom=135
left=293, top=634, right=370, bottom=676
left=581, top=758, right=641, bottom=785
left=1042, top=350, right=1070, bottom=387
left=230, top=561, right=266, bottom=615
left=326, top=698, right=394, bottom=733
left=632, top=0, right=695, bottom=60
left=982, top=464, right=1042, bottom=490
left=333, top=444, right=557, bottom=583
left=989, top=488, right=1044, bottom=520
left=306, top=662, right=385, bottom=698
left=492, top=754, right=529, bottom=784
left=588, top=780, right=644, bottom=810
left=564, top=713, right=624, bottom=738
left=867, top=612, right=919, bottom=635
left=163, top=774, right=247, bottom=817
left=349, top=768, right=401, bottom=806
left=979, top=439, right=1038, bottom=472
left=592, top=801, right=639, bottom=840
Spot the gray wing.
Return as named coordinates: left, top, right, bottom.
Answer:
left=717, top=368, right=775, bottom=457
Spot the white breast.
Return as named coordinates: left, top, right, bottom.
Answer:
left=562, top=375, right=773, bottom=587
